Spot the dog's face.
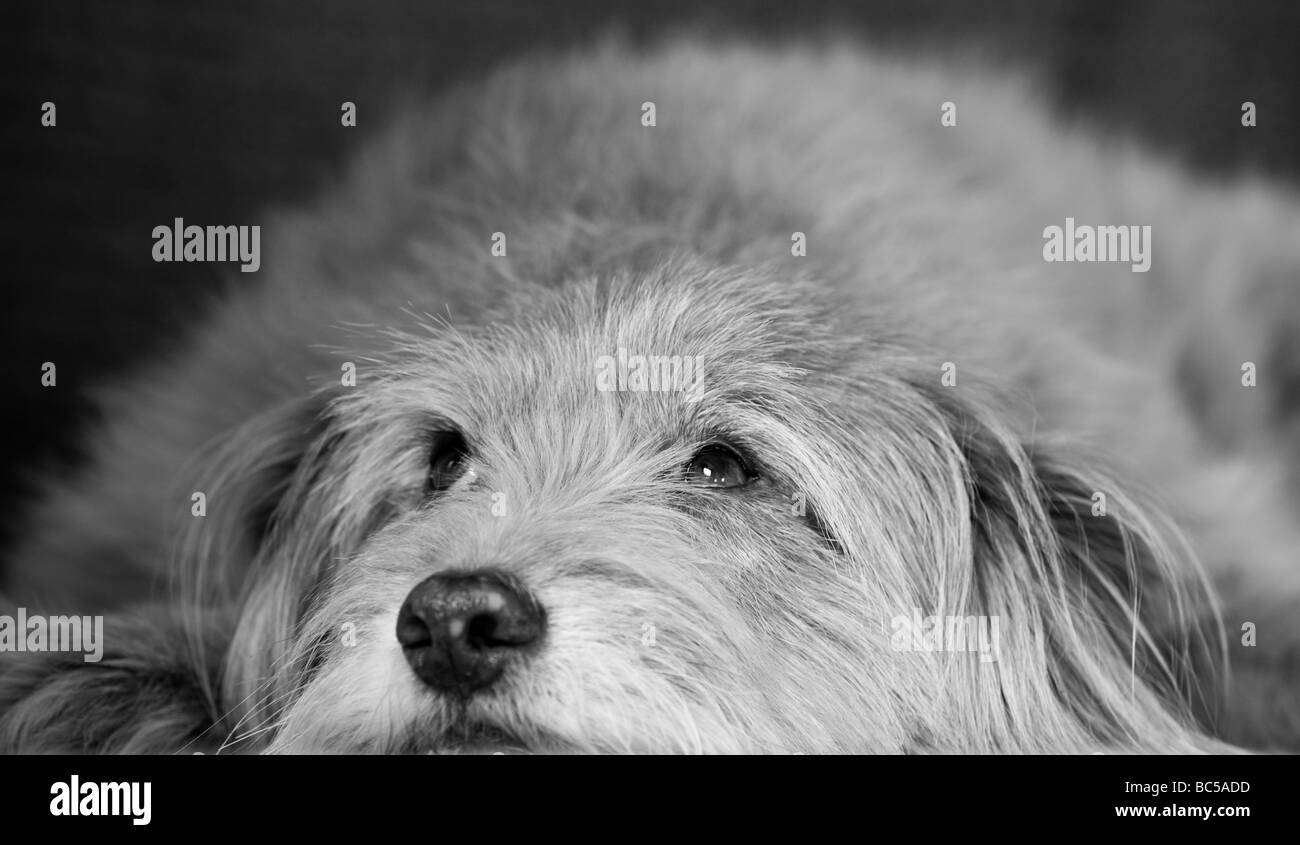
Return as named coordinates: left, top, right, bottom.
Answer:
left=199, top=258, right=1219, bottom=754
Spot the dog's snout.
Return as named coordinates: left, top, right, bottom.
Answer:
left=396, top=569, right=546, bottom=695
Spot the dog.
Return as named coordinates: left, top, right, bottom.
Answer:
left=2, top=37, right=1299, bottom=754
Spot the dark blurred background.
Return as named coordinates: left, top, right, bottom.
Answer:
left=3, top=0, right=1298, bottom=556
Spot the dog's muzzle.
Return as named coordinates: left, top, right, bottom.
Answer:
left=395, top=569, right=547, bottom=696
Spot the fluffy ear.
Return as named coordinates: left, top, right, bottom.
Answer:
left=181, top=390, right=341, bottom=602
left=178, top=388, right=346, bottom=732
left=181, top=382, right=424, bottom=742
left=0, top=603, right=232, bottom=753
left=0, top=390, right=344, bottom=753
left=936, top=390, right=1226, bottom=752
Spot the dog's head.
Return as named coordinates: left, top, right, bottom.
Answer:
left=187, top=255, right=1223, bottom=753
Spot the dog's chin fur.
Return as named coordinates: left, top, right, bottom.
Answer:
left=4, top=36, right=1300, bottom=754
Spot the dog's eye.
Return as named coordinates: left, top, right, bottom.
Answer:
left=684, top=445, right=753, bottom=489
left=428, top=432, right=471, bottom=494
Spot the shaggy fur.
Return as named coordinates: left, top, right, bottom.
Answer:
left=3, top=38, right=1299, bottom=753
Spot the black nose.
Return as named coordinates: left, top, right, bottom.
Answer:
left=396, top=570, right=546, bottom=695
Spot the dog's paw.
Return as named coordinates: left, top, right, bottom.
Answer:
left=0, top=607, right=222, bottom=753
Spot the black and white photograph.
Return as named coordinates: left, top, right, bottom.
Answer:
left=1, top=0, right=1295, bottom=824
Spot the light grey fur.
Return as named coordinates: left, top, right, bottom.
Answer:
left=2, top=38, right=1299, bottom=753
